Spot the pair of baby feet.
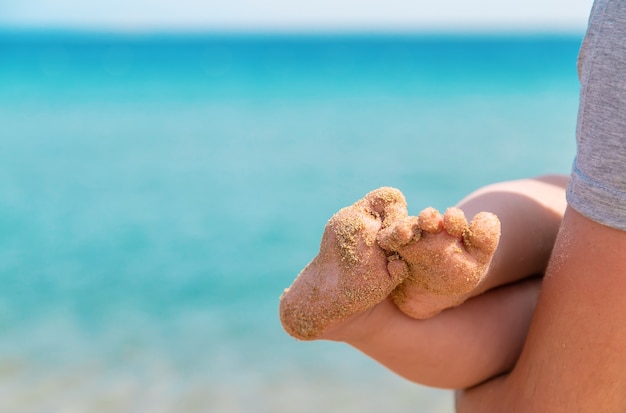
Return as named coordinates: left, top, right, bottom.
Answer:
left=279, top=187, right=501, bottom=341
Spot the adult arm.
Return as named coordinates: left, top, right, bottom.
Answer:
left=456, top=206, right=626, bottom=412
left=458, top=2, right=626, bottom=409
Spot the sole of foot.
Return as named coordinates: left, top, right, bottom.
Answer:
left=379, top=207, right=501, bottom=319
left=279, top=187, right=411, bottom=341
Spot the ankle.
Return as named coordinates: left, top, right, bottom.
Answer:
left=317, top=309, right=378, bottom=343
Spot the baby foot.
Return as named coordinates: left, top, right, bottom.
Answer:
left=279, top=187, right=411, bottom=340
left=379, top=207, right=501, bottom=319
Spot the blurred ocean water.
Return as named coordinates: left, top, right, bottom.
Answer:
left=0, top=32, right=581, bottom=412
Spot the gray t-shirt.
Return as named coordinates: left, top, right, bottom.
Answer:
left=566, top=0, right=626, bottom=231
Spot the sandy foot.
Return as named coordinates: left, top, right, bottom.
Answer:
left=279, top=187, right=501, bottom=339
left=380, top=207, right=501, bottom=319
left=279, top=187, right=411, bottom=340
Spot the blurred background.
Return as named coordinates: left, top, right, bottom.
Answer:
left=0, top=1, right=591, bottom=412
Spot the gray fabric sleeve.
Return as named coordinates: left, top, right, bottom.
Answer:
left=566, top=0, right=626, bottom=231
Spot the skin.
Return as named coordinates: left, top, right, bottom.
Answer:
left=456, top=207, right=626, bottom=412
left=279, top=187, right=411, bottom=341
left=380, top=206, right=501, bottom=319
left=280, top=175, right=568, bottom=389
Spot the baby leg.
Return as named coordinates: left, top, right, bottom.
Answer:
left=331, top=176, right=568, bottom=388
left=381, top=175, right=568, bottom=319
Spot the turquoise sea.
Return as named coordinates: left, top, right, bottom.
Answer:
left=0, top=31, right=581, bottom=412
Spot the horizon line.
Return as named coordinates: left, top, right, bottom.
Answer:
left=0, top=25, right=586, bottom=38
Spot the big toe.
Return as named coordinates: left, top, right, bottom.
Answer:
left=361, top=187, right=408, bottom=227
left=465, top=212, right=501, bottom=262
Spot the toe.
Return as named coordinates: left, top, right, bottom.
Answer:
left=377, top=216, right=421, bottom=251
left=387, top=255, right=410, bottom=284
left=362, top=187, right=408, bottom=227
left=443, top=207, right=467, bottom=238
left=418, top=207, right=444, bottom=233
left=465, top=212, right=501, bottom=263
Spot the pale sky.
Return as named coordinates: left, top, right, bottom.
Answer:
left=0, top=0, right=594, bottom=32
